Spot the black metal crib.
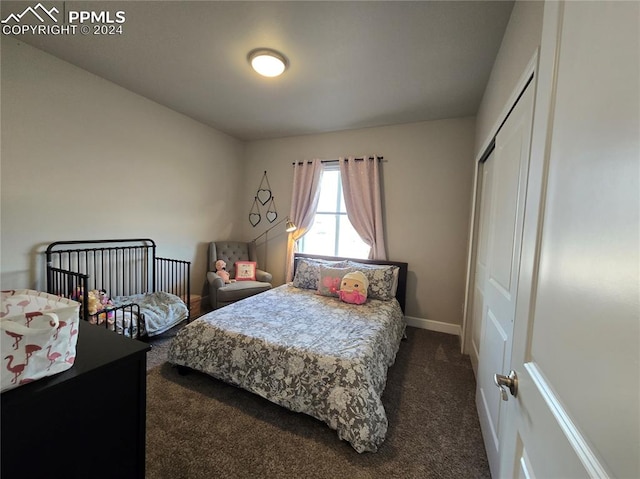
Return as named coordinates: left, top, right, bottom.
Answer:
left=46, top=238, right=191, bottom=339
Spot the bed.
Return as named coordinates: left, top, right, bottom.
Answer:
left=168, top=253, right=408, bottom=452
left=46, top=238, right=191, bottom=339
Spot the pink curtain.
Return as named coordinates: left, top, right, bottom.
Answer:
left=285, top=159, right=324, bottom=281
left=339, top=156, right=387, bottom=260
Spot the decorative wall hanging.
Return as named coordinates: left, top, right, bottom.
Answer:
left=249, top=197, right=261, bottom=227
left=266, top=197, right=278, bottom=223
left=249, top=171, right=279, bottom=227
left=256, top=171, right=272, bottom=205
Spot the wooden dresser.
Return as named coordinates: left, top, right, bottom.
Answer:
left=1, top=321, right=150, bottom=479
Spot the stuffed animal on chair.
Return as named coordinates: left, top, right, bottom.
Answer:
left=215, top=260, right=231, bottom=284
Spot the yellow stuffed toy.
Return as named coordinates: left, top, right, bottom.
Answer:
left=338, top=271, right=369, bottom=305
left=87, top=289, right=102, bottom=318
left=76, top=289, right=112, bottom=325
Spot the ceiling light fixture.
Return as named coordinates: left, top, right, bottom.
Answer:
left=248, top=48, right=288, bottom=78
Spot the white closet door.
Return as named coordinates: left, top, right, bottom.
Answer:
left=476, top=80, right=534, bottom=478
left=470, top=151, right=495, bottom=374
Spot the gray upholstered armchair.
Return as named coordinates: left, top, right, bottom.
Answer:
left=207, top=241, right=273, bottom=310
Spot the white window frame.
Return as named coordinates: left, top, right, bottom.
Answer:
left=299, top=163, right=369, bottom=258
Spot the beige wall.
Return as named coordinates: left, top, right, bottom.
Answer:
left=0, top=39, right=245, bottom=296
left=2, top=38, right=476, bottom=329
left=474, top=0, right=544, bottom=155
left=244, top=118, right=475, bottom=327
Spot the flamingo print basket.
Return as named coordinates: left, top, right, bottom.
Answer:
left=1, top=290, right=80, bottom=393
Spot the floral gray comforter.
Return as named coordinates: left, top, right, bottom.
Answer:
left=167, top=284, right=406, bottom=453
left=114, top=291, right=188, bottom=337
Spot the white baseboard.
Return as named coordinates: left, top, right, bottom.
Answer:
left=405, top=316, right=461, bottom=336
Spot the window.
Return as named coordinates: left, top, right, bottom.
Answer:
left=299, top=165, right=370, bottom=258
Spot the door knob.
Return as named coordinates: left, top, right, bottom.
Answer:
left=494, top=370, right=518, bottom=401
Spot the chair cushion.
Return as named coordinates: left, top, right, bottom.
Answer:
left=216, top=281, right=272, bottom=303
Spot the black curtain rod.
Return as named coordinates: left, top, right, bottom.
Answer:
left=292, top=156, right=384, bottom=166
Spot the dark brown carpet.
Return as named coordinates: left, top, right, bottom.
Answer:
left=145, top=326, right=490, bottom=479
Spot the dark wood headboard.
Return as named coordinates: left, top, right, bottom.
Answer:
left=293, top=253, right=408, bottom=314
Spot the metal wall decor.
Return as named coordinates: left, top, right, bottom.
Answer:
left=256, top=171, right=272, bottom=205
left=249, top=171, right=278, bottom=227
left=249, top=197, right=261, bottom=227
left=265, top=196, right=278, bottom=223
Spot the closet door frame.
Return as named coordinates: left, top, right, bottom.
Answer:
left=461, top=51, right=539, bottom=367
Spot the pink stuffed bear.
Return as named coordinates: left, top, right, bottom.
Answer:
left=215, top=260, right=231, bottom=284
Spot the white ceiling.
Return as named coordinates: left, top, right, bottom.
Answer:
left=3, top=1, right=514, bottom=141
